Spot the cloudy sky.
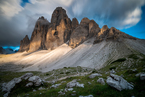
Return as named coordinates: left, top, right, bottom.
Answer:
left=0, top=0, right=145, bottom=49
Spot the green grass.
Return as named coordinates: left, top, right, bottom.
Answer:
left=0, top=53, right=145, bottom=97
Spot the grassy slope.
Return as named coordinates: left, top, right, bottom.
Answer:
left=0, top=53, right=145, bottom=97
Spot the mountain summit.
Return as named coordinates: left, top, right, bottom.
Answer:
left=19, top=7, right=137, bottom=52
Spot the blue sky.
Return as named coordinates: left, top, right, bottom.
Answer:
left=0, top=0, right=145, bottom=50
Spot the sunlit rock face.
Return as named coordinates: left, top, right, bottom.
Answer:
left=19, top=7, right=138, bottom=52
left=28, top=16, right=49, bottom=52
left=45, top=7, right=72, bottom=50
left=19, top=35, right=30, bottom=52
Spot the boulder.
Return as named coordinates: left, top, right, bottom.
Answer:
left=28, top=76, right=43, bottom=86
left=67, top=79, right=84, bottom=88
left=20, top=73, right=33, bottom=80
left=97, top=78, right=105, bottom=85
left=19, top=35, right=30, bottom=52
left=89, top=73, right=102, bottom=78
left=51, top=84, right=61, bottom=88
left=79, top=95, right=94, bottom=97
left=28, top=16, right=49, bottom=52
left=26, top=82, right=33, bottom=87
left=106, top=74, right=134, bottom=91
left=2, top=73, right=43, bottom=97
left=45, top=7, right=72, bottom=50
left=140, top=73, right=145, bottom=80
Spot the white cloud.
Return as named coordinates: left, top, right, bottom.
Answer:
left=0, top=0, right=23, bottom=19
left=122, top=7, right=142, bottom=28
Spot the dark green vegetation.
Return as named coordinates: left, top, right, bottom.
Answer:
left=0, top=53, right=145, bottom=97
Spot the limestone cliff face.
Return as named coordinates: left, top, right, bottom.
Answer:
left=19, top=35, right=30, bottom=52
left=20, top=7, right=137, bottom=52
left=28, top=16, right=49, bottom=52
left=69, top=18, right=101, bottom=48
left=94, top=26, right=136, bottom=44
left=45, top=7, right=72, bottom=50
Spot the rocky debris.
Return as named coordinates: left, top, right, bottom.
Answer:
left=26, top=82, right=33, bottom=87
left=28, top=16, right=49, bottom=52
left=51, top=83, right=61, bottom=88
left=135, top=72, right=145, bottom=77
left=97, top=78, right=105, bottom=85
left=20, top=73, right=33, bottom=80
left=2, top=73, right=43, bottom=97
left=45, top=7, right=72, bottom=50
left=38, top=87, right=45, bottom=90
left=19, top=35, right=30, bottom=52
left=67, top=79, right=84, bottom=88
left=28, top=76, right=43, bottom=86
left=88, top=82, right=91, bottom=84
left=106, top=74, right=134, bottom=91
left=110, top=69, right=116, bottom=74
left=89, top=73, right=102, bottom=78
left=79, top=95, right=94, bottom=97
left=140, top=73, right=145, bottom=80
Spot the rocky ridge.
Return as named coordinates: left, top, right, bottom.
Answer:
left=19, top=7, right=136, bottom=52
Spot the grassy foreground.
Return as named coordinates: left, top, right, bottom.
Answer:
left=0, top=53, right=145, bottom=97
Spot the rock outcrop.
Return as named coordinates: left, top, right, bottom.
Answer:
left=2, top=73, right=43, bottom=97
left=19, top=7, right=138, bottom=52
left=94, top=26, right=136, bottom=44
left=28, top=16, right=49, bottom=52
left=106, top=74, right=134, bottom=91
left=69, top=18, right=90, bottom=48
left=45, top=7, right=72, bottom=50
left=19, top=35, right=30, bottom=52
left=89, top=73, right=102, bottom=78
left=0, top=47, right=4, bottom=54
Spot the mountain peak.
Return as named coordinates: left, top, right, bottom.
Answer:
left=19, top=7, right=138, bottom=52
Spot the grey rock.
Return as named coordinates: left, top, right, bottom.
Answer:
left=110, top=69, right=116, bottom=74
left=38, top=87, right=45, bottom=90
left=51, top=84, right=61, bottom=88
left=79, top=95, right=94, bottom=97
left=28, top=76, right=42, bottom=86
left=67, top=79, right=84, bottom=88
left=26, top=82, right=33, bottom=87
left=20, top=73, right=33, bottom=80
left=89, top=73, right=102, bottom=78
left=97, top=78, right=105, bottom=85
left=67, top=88, right=73, bottom=91
left=106, top=74, right=134, bottom=91
left=140, top=73, right=145, bottom=80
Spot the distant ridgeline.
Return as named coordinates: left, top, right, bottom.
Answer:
left=19, top=7, right=136, bottom=52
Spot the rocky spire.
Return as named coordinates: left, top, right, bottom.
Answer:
left=28, top=16, right=49, bottom=52
left=19, top=35, right=30, bottom=52
left=45, top=7, right=72, bottom=50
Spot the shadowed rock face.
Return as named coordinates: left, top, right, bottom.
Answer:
left=28, top=16, right=49, bottom=52
left=69, top=17, right=90, bottom=48
left=19, top=35, right=30, bottom=52
left=72, top=18, right=79, bottom=31
left=0, top=47, right=4, bottom=54
left=45, top=7, right=72, bottom=50
left=94, top=26, right=136, bottom=44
